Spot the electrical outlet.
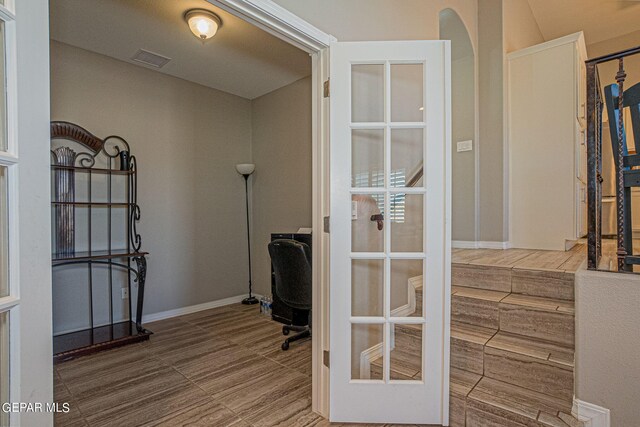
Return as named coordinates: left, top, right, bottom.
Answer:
left=121, top=288, right=129, bottom=299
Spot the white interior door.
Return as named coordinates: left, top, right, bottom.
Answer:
left=329, top=41, right=451, bottom=425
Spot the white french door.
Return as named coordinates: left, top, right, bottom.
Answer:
left=329, top=41, right=451, bottom=424
left=0, top=0, right=17, bottom=425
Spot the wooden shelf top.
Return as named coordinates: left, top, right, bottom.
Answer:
left=52, top=250, right=148, bottom=263
left=52, top=201, right=133, bottom=207
left=51, top=164, right=134, bottom=175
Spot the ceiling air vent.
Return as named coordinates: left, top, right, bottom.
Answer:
left=131, top=49, right=171, bottom=68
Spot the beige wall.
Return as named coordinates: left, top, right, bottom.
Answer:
left=575, top=269, right=640, bottom=426
left=588, top=29, right=640, bottom=59
left=250, top=77, right=313, bottom=296
left=503, top=0, right=544, bottom=53
left=478, top=0, right=506, bottom=242
left=50, top=41, right=254, bottom=325
left=440, top=9, right=477, bottom=242
left=273, top=0, right=478, bottom=50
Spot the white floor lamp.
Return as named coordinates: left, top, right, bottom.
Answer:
left=236, top=163, right=258, bottom=305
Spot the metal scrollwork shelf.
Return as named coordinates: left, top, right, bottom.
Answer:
left=50, top=121, right=151, bottom=363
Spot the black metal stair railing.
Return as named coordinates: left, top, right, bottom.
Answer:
left=587, top=46, right=640, bottom=271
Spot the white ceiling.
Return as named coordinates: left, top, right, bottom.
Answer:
left=527, top=0, right=640, bottom=48
left=50, top=0, right=311, bottom=100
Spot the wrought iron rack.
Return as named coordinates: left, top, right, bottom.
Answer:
left=587, top=45, right=640, bottom=271
left=50, top=121, right=151, bottom=362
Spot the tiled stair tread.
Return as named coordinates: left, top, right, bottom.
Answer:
left=451, top=321, right=497, bottom=345
left=395, top=323, right=421, bottom=336
left=486, top=332, right=574, bottom=368
left=452, top=286, right=510, bottom=302
left=450, top=367, right=482, bottom=397
left=370, top=348, right=421, bottom=379
left=501, top=294, right=575, bottom=314
left=451, top=246, right=585, bottom=273
left=468, top=377, right=577, bottom=426
left=453, top=248, right=533, bottom=267
left=511, top=250, right=577, bottom=271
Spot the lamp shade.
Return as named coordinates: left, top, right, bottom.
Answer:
left=235, top=163, right=255, bottom=176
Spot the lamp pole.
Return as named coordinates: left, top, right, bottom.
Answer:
left=241, top=173, right=257, bottom=304
left=236, top=163, right=258, bottom=305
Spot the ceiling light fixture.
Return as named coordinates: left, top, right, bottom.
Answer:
left=184, top=9, right=222, bottom=42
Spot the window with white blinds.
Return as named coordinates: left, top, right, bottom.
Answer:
left=353, top=169, right=406, bottom=223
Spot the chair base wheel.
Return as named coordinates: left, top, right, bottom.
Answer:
left=283, top=327, right=290, bottom=336
left=282, top=341, right=290, bottom=351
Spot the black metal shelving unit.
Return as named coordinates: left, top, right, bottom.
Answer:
left=50, top=121, right=151, bottom=363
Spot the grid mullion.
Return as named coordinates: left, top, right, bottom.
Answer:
left=383, top=60, right=392, bottom=383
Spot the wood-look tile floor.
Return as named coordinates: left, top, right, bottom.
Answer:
left=54, top=304, right=425, bottom=427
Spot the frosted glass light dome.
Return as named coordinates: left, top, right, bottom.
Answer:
left=235, top=163, right=255, bottom=176
left=185, top=9, right=222, bottom=41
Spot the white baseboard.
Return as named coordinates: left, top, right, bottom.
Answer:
left=54, top=293, right=261, bottom=336
left=142, top=293, right=263, bottom=323
left=360, top=343, right=383, bottom=380
left=452, top=240, right=511, bottom=249
left=390, top=275, right=423, bottom=318
left=572, top=399, right=610, bottom=427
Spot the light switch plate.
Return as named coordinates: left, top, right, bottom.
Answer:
left=457, top=140, right=473, bottom=152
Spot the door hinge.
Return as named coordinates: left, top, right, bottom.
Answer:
left=323, top=79, right=330, bottom=98
left=323, top=216, right=330, bottom=233
left=323, top=350, right=330, bottom=368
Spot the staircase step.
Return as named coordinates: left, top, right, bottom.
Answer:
left=484, top=332, right=574, bottom=400
left=452, top=286, right=509, bottom=329
left=370, top=347, right=421, bottom=380
left=451, top=322, right=497, bottom=375
left=450, top=367, right=483, bottom=427
left=466, top=377, right=580, bottom=427
left=452, top=263, right=512, bottom=292
left=394, top=323, right=421, bottom=358
left=499, top=294, right=575, bottom=346
left=511, top=268, right=575, bottom=301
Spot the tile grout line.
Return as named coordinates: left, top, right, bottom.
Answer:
left=166, top=362, right=258, bottom=427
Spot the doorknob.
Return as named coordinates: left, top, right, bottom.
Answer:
left=370, top=214, right=384, bottom=231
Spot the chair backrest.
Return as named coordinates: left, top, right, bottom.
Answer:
left=268, top=239, right=312, bottom=311
left=625, top=83, right=640, bottom=148
left=604, top=82, right=640, bottom=169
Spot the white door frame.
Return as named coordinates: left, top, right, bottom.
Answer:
left=207, top=0, right=335, bottom=417
left=14, top=0, right=55, bottom=426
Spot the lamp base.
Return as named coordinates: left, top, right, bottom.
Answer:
left=242, top=296, right=259, bottom=305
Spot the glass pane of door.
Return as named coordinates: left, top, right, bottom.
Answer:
left=0, top=311, right=8, bottom=427
left=0, top=166, right=7, bottom=298
left=0, top=22, right=6, bottom=152
left=391, top=323, right=422, bottom=380
left=352, top=259, right=384, bottom=316
left=352, top=64, right=384, bottom=123
left=351, top=323, right=384, bottom=380
left=391, top=64, right=424, bottom=122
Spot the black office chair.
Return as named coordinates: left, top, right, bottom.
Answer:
left=604, top=82, right=640, bottom=270
left=268, top=239, right=312, bottom=351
